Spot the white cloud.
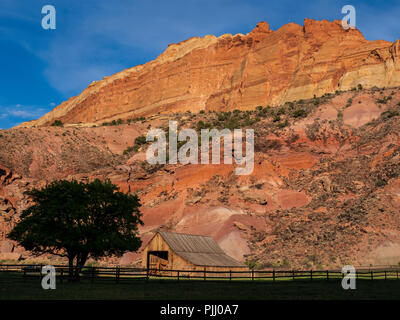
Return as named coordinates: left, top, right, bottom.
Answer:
left=1, top=0, right=399, bottom=100
left=8, top=110, right=36, bottom=118
left=2, top=0, right=261, bottom=97
left=0, top=104, right=52, bottom=119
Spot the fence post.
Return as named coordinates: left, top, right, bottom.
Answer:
left=40, top=264, right=43, bottom=284
left=371, top=270, right=373, bottom=281
left=116, top=267, right=120, bottom=283
left=204, top=268, right=206, bottom=281
left=252, top=269, right=254, bottom=281
left=177, top=270, right=180, bottom=282
left=60, top=268, right=63, bottom=283
left=326, top=270, right=329, bottom=281
left=292, top=270, right=295, bottom=281
left=310, top=270, right=313, bottom=282
left=91, top=267, right=95, bottom=283
left=273, top=270, right=275, bottom=283
left=229, top=270, right=232, bottom=281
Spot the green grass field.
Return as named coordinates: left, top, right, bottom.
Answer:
left=1, top=273, right=400, bottom=300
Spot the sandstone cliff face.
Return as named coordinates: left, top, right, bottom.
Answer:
left=19, top=19, right=400, bottom=128
left=3, top=87, right=400, bottom=268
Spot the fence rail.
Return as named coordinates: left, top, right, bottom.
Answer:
left=1, top=264, right=400, bottom=283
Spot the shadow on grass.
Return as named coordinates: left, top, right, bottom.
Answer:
left=1, top=273, right=400, bottom=300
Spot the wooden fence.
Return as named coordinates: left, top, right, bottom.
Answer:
left=1, top=264, right=400, bottom=283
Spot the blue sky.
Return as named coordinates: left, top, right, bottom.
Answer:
left=0, top=0, right=399, bottom=129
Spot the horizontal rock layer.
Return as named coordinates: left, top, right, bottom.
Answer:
left=19, top=19, right=400, bottom=127
left=3, top=87, right=400, bottom=267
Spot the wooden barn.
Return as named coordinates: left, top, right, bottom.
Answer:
left=142, top=231, right=247, bottom=274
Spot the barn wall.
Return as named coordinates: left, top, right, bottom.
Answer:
left=142, top=233, right=195, bottom=270
left=142, top=233, right=172, bottom=269
left=142, top=233, right=249, bottom=277
left=169, top=252, right=196, bottom=270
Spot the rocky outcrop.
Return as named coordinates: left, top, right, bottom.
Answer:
left=0, top=196, right=17, bottom=242
left=4, top=16, right=400, bottom=268
left=18, top=19, right=400, bottom=128
left=5, top=87, right=400, bottom=268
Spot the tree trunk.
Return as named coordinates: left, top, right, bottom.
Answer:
left=74, top=252, right=89, bottom=280
left=68, top=255, right=75, bottom=282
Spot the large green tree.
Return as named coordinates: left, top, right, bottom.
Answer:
left=8, top=179, right=143, bottom=279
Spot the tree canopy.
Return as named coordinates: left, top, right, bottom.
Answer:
left=8, top=179, right=143, bottom=279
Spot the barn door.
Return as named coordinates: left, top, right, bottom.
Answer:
left=148, top=251, right=168, bottom=275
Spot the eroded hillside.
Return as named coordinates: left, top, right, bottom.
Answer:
left=1, top=86, right=400, bottom=268
left=17, top=19, right=400, bottom=128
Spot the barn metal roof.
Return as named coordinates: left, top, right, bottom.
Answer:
left=158, top=231, right=245, bottom=267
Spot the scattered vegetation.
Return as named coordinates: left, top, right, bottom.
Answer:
left=102, top=119, right=120, bottom=126
left=277, top=120, right=289, bottom=128
left=305, top=121, right=321, bottom=141
left=293, top=109, right=307, bottom=118
left=192, top=100, right=313, bottom=133
left=281, top=257, right=290, bottom=268
left=197, top=110, right=259, bottom=130
left=376, top=96, right=392, bottom=104
left=245, top=260, right=261, bottom=270
left=103, top=116, right=146, bottom=126
left=127, top=117, right=145, bottom=124
left=51, top=120, right=64, bottom=127
left=123, top=134, right=148, bottom=155
left=381, top=109, right=400, bottom=120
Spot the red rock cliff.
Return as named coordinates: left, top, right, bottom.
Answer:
left=19, top=19, right=400, bottom=127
